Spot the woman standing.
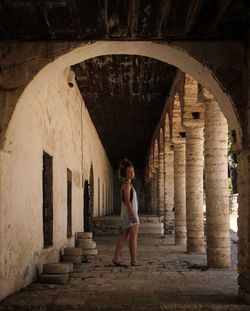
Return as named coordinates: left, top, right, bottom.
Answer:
left=112, top=158, right=140, bottom=266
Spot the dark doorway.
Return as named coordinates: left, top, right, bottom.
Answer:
left=67, top=169, right=72, bottom=238
left=42, top=151, right=53, bottom=248
left=84, top=179, right=91, bottom=232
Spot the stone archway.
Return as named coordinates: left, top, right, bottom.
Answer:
left=1, top=41, right=242, bottom=151
left=0, top=40, right=245, bottom=300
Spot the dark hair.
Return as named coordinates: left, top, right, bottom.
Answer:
left=118, top=158, right=134, bottom=180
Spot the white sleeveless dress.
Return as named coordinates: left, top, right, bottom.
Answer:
left=120, top=184, right=140, bottom=229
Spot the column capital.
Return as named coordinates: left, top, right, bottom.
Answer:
left=183, top=120, right=205, bottom=130
left=172, top=137, right=186, bottom=145
left=182, top=74, right=205, bottom=129
left=199, top=87, right=215, bottom=102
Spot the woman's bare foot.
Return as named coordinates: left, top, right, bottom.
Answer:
left=131, top=261, right=141, bottom=266
left=112, top=259, right=129, bottom=268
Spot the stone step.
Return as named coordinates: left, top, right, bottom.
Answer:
left=94, top=214, right=163, bottom=236
left=139, top=229, right=164, bottom=234
left=139, top=215, right=164, bottom=224
left=139, top=223, right=164, bottom=228
left=139, top=232, right=164, bottom=236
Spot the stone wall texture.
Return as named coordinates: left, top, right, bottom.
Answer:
left=0, top=68, right=113, bottom=299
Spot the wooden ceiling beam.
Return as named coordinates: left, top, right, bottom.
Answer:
left=185, top=0, right=204, bottom=33
left=208, top=0, right=234, bottom=34
left=67, top=0, right=83, bottom=38
left=157, top=0, right=172, bottom=38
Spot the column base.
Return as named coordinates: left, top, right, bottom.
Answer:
left=187, top=246, right=205, bottom=254
left=239, top=287, right=250, bottom=305
left=238, top=274, right=250, bottom=291
left=164, top=224, right=174, bottom=235
left=175, top=237, right=186, bottom=245
left=187, top=238, right=205, bottom=254
left=238, top=287, right=250, bottom=305
left=207, top=247, right=231, bottom=268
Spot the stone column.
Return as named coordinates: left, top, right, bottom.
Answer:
left=164, top=143, right=174, bottom=235
left=158, top=149, right=165, bottom=216
left=238, top=39, right=250, bottom=303
left=238, top=148, right=250, bottom=303
left=182, top=74, right=205, bottom=253
left=144, top=162, right=150, bottom=214
left=205, top=99, right=231, bottom=268
left=174, top=142, right=186, bottom=245
left=152, top=170, right=158, bottom=214
left=148, top=154, right=154, bottom=214
left=186, top=127, right=205, bottom=253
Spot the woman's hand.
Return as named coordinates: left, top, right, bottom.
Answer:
left=130, top=214, right=137, bottom=224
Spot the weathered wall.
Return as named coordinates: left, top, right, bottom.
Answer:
left=0, top=67, right=113, bottom=299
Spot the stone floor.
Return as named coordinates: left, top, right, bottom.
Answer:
left=0, top=230, right=248, bottom=311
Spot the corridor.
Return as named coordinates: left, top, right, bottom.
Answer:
left=0, top=232, right=246, bottom=311
left=0, top=0, right=249, bottom=307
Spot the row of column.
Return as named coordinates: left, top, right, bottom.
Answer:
left=173, top=97, right=230, bottom=267
left=145, top=95, right=231, bottom=268
left=146, top=124, right=174, bottom=229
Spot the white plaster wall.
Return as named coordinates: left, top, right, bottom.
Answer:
left=0, top=68, right=113, bottom=299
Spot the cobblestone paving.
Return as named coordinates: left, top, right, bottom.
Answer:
left=0, top=234, right=248, bottom=311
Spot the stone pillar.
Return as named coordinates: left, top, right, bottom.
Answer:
left=164, top=143, right=174, bottom=235
left=152, top=170, right=158, bottom=214
left=205, top=99, right=231, bottom=268
left=147, top=181, right=152, bottom=214
left=237, top=148, right=250, bottom=303
left=174, top=142, right=186, bottom=245
left=148, top=154, right=154, bottom=215
left=144, top=162, right=150, bottom=214
left=238, top=37, right=250, bottom=303
left=158, top=148, right=165, bottom=216
left=186, top=127, right=205, bottom=253
left=182, top=74, right=205, bottom=253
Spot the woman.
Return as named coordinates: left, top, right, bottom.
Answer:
left=112, top=158, right=140, bottom=267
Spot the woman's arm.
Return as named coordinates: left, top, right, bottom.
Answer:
left=122, top=182, right=137, bottom=223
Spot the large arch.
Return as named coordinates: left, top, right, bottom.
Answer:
left=2, top=41, right=242, bottom=151
left=0, top=40, right=244, bottom=300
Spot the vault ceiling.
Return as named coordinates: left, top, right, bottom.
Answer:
left=0, top=0, right=249, bottom=40
left=72, top=55, right=176, bottom=168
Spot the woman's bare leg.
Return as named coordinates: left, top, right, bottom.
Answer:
left=128, top=225, right=139, bottom=264
left=113, top=229, right=129, bottom=262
